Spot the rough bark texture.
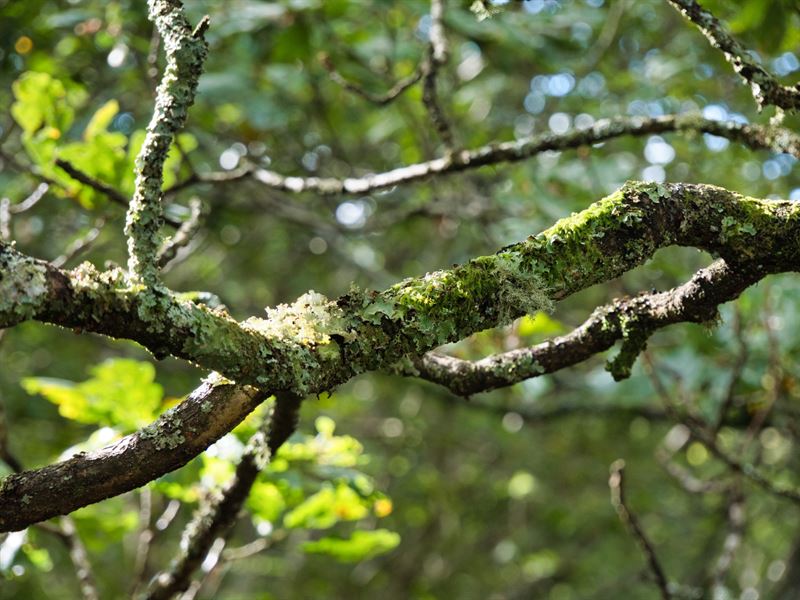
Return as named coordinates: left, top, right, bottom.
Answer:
left=0, top=380, right=265, bottom=531
left=1, top=182, right=799, bottom=531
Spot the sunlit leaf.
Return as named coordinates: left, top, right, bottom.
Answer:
left=301, top=529, right=401, bottom=562
left=22, top=359, right=163, bottom=432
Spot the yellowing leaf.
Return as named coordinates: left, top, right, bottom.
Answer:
left=301, top=529, right=401, bottom=562
left=22, top=359, right=163, bottom=432
left=84, top=99, right=119, bottom=140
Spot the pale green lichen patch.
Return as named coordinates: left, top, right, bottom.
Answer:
left=139, top=408, right=186, bottom=451
left=243, top=291, right=353, bottom=347
left=0, top=244, right=50, bottom=324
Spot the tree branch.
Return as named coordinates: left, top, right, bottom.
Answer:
left=409, top=258, right=760, bottom=395
left=249, top=114, right=800, bottom=195
left=2, top=181, right=798, bottom=394
left=142, top=393, right=301, bottom=600
left=124, top=0, right=209, bottom=284
left=667, top=0, right=800, bottom=111
left=1, top=181, right=798, bottom=530
left=319, top=53, right=423, bottom=106
left=0, top=379, right=266, bottom=531
left=609, top=460, right=672, bottom=599
left=54, top=158, right=182, bottom=229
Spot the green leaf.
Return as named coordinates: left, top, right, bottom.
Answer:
left=22, top=359, right=163, bottom=432
left=301, top=529, right=401, bottom=562
left=283, top=483, right=368, bottom=529
left=517, top=312, right=566, bottom=338
left=11, top=72, right=73, bottom=136
left=248, top=481, right=287, bottom=523
left=83, top=99, right=119, bottom=140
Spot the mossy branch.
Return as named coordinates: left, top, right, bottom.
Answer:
left=2, top=182, right=799, bottom=398
left=124, top=0, right=208, bottom=285
left=1, top=181, right=799, bottom=531
left=410, top=259, right=760, bottom=395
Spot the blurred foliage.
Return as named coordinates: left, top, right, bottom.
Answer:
left=1, top=0, right=800, bottom=598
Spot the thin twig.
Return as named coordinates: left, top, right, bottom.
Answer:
left=320, top=53, right=423, bottom=106
left=130, top=487, right=154, bottom=597
left=609, top=460, right=672, bottom=599
left=244, top=113, right=800, bottom=195
left=579, top=0, right=629, bottom=74
left=55, top=158, right=182, bottom=229
left=0, top=198, right=9, bottom=241
left=157, top=197, right=206, bottom=268
left=710, top=487, right=745, bottom=594
left=142, top=393, right=302, bottom=600
left=59, top=516, right=100, bottom=600
left=54, top=158, right=130, bottom=210
left=644, top=355, right=800, bottom=506
left=421, top=0, right=455, bottom=152
left=52, top=218, right=106, bottom=268
left=714, top=306, right=747, bottom=434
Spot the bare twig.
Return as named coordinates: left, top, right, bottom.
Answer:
left=579, top=0, right=629, bottom=74
left=714, top=306, right=747, bottom=434
left=421, top=0, right=455, bottom=152
left=59, top=516, right=100, bottom=600
left=645, top=356, right=800, bottom=506
left=130, top=487, right=154, bottom=597
left=164, top=165, right=253, bottom=198
left=52, top=218, right=106, bottom=268
left=320, top=53, right=423, bottom=106
left=157, top=197, right=206, bottom=268
left=0, top=198, right=9, bottom=241
left=710, top=488, right=745, bottom=594
left=609, top=460, right=672, bottom=599
left=54, top=159, right=130, bottom=210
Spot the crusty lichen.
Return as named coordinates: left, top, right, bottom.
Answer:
left=0, top=244, right=49, bottom=324
left=125, top=0, right=209, bottom=284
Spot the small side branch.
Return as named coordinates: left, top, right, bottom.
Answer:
left=142, top=393, right=302, bottom=600
left=59, top=516, right=100, bottom=600
left=320, top=53, right=423, bottom=106
left=0, top=380, right=267, bottom=532
left=667, top=0, right=800, bottom=111
left=422, top=0, right=455, bottom=152
left=124, top=0, right=209, bottom=284
left=410, top=259, right=760, bottom=395
left=157, top=197, right=206, bottom=268
left=609, top=460, right=672, bottom=599
left=55, top=158, right=182, bottom=229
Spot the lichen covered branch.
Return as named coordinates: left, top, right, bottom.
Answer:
left=1, top=181, right=798, bottom=531
left=250, top=114, right=800, bottom=195
left=410, top=259, right=761, bottom=395
left=667, top=0, right=800, bottom=111
left=2, top=182, right=799, bottom=397
left=0, top=380, right=266, bottom=531
left=124, top=0, right=209, bottom=284
left=142, top=393, right=301, bottom=600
